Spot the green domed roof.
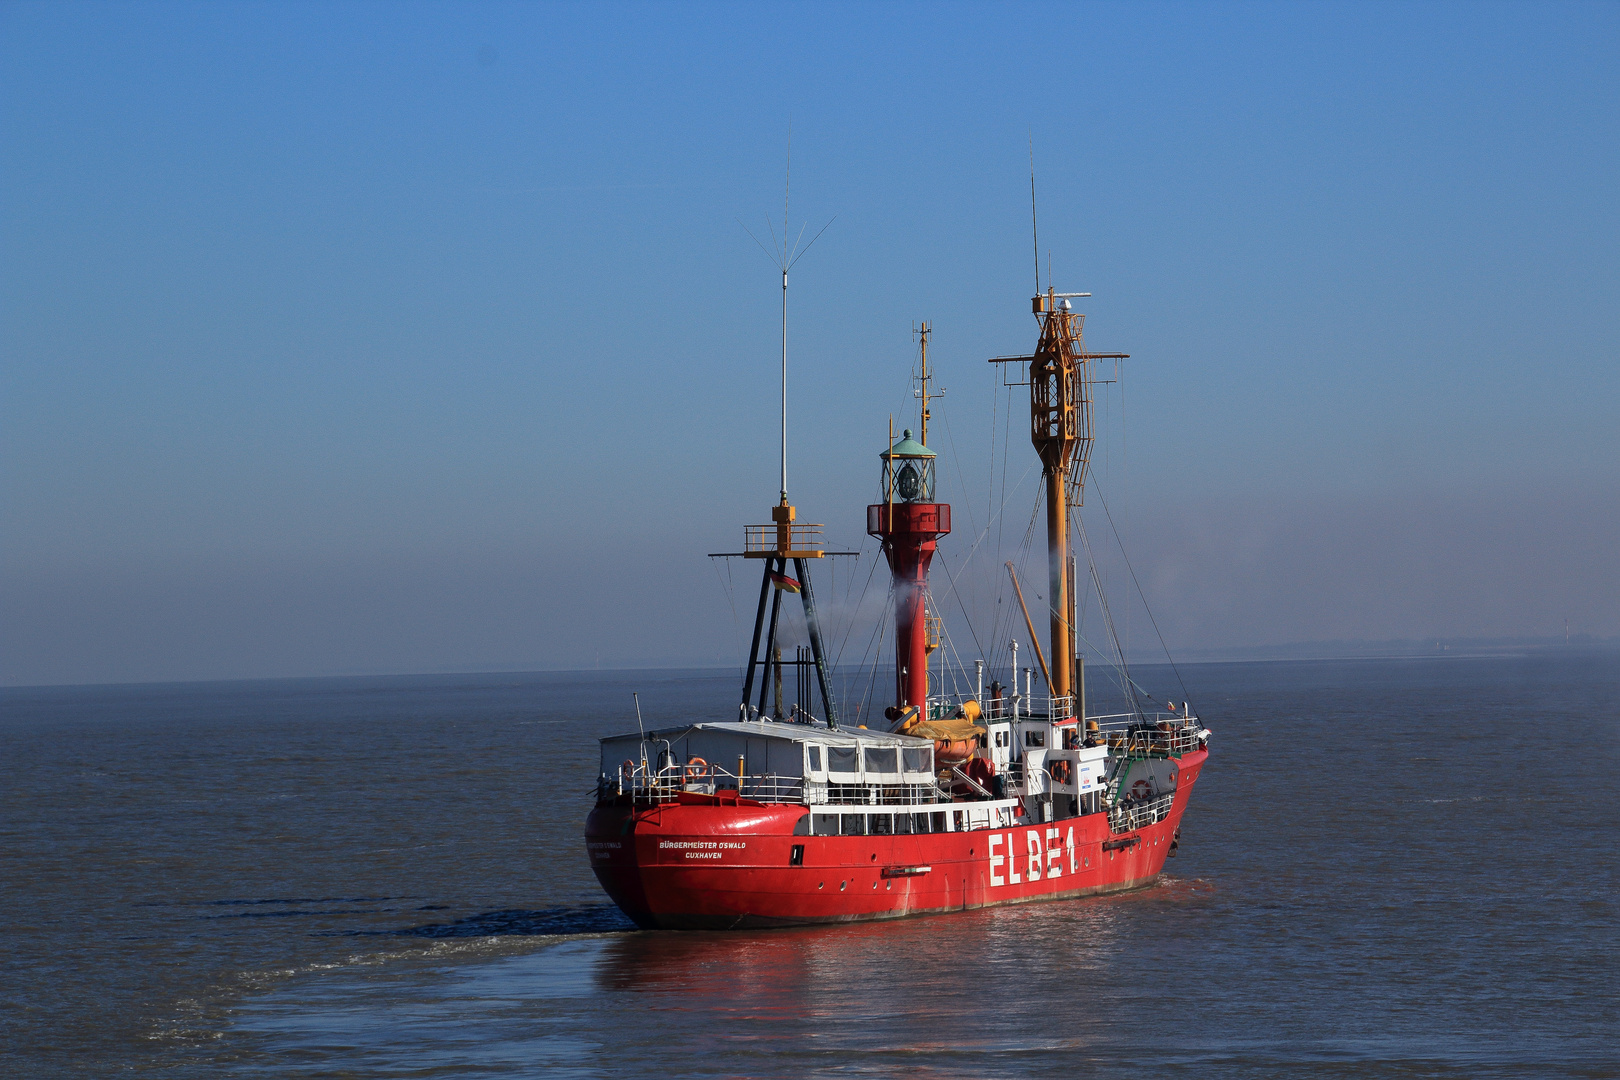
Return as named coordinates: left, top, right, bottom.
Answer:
left=880, top=428, right=934, bottom=459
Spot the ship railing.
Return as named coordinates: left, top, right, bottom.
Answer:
left=607, top=762, right=807, bottom=804
left=979, top=695, right=1074, bottom=722
left=1087, top=714, right=1207, bottom=757
left=743, top=523, right=824, bottom=556
left=1040, top=695, right=1075, bottom=720
left=739, top=774, right=809, bottom=801
left=1108, top=791, right=1175, bottom=833
left=820, top=782, right=955, bottom=806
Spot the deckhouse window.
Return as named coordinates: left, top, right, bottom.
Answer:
left=902, top=747, right=931, bottom=774
left=864, top=747, right=897, bottom=774
left=828, top=746, right=857, bottom=775
left=808, top=746, right=823, bottom=772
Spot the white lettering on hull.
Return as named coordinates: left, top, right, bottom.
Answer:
left=986, top=826, right=1079, bottom=887
left=657, top=839, right=748, bottom=863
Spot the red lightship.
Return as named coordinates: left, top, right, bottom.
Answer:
left=585, top=280, right=1210, bottom=929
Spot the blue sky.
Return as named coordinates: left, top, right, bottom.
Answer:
left=3, top=1, right=1616, bottom=684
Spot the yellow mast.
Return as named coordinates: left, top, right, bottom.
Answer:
left=993, top=288, right=1127, bottom=703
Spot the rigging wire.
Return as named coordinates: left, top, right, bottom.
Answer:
left=987, top=364, right=998, bottom=559
left=939, top=403, right=981, bottom=620
left=727, top=560, right=743, bottom=674
left=995, top=369, right=1014, bottom=565
left=831, top=542, right=884, bottom=672
left=927, top=458, right=1037, bottom=681
left=1073, top=507, right=1139, bottom=716
left=855, top=588, right=894, bottom=729
left=925, top=584, right=974, bottom=702
left=988, top=490, right=1043, bottom=686
left=931, top=548, right=986, bottom=662
left=1119, top=347, right=1130, bottom=665
left=1090, top=481, right=1193, bottom=710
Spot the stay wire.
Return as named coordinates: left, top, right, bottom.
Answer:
left=931, top=548, right=985, bottom=662
left=1073, top=507, right=1138, bottom=716
left=710, top=556, right=744, bottom=680
left=1090, top=480, right=1193, bottom=711
left=832, top=544, right=884, bottom=674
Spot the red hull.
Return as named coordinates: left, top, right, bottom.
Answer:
left=587, top=750, right=1206, bottom=929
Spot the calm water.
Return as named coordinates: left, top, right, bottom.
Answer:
left=2, top=656, right=1616, bottom=1078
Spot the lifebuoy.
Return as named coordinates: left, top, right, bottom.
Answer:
left=683, top=757, right=709, bottom=783
left=619, top=759, right=636, bottom=784
left=1049, top=759, right=1072, bottom=785
left=1130, top=778, right=1152, bottom=800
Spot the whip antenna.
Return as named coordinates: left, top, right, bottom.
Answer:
left=1030, top=135, right=1041, bottom=295
left=737, top=128, right=834, bottom=503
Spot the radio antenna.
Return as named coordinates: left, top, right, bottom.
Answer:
left=1030, top=134, right=1041, bottom=296
left=738, top=128, right=834, bottom=502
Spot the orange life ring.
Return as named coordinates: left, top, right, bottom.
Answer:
left=1049, top=759, right=1072, bottom=784
left=1130, top=779, right=1152, bottom=800
left=619, top=759, right=636, bottom=784
left=684, top=757, right=709, bottom=783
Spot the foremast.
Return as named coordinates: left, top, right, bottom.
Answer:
left=737, top=495, right=838, bottom=727
left=725, top=179, right=843, bottom=727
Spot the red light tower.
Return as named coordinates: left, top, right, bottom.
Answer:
left=868, top=327, right=951, bottom=712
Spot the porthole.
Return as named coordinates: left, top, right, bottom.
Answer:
left=840, top=881, right=847, bottom=891
left=818, top=882, right=824, bottom=889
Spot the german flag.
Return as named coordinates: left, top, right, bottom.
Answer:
left=770, top=571, right=802, bottom=593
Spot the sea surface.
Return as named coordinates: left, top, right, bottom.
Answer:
left=2, top=655, right=1616, bottom=1078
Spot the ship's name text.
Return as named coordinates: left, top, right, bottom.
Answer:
left=660, top=839, right=747, bottom=860
left=987, top=828, right=1082, bottom=886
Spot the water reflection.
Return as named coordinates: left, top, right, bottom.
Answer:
left=583, top=896, right=1148, bottom=1069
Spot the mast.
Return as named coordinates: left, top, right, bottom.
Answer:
left=718, top=167, right=844, bottom=727
left=990, top=287, right=1127, bottom=704
left=914, top=322, right=939, bottom=447
left=781, top=264, right=788, bottom=501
